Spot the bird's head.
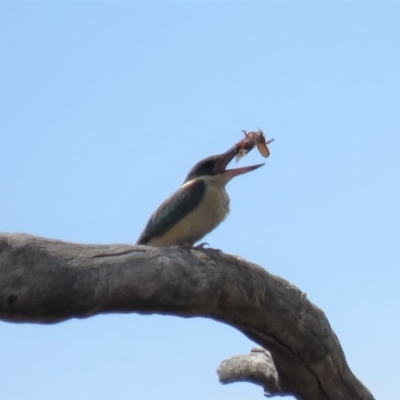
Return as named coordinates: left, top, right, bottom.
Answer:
left=183, top=148, right=264, bottom=184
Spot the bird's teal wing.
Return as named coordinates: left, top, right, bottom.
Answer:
left=136, top=179, right=206, bottom=245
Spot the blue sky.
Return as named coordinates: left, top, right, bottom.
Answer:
left=1, top=3, right=399, bottom=399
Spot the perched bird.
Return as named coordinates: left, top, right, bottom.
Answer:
left=136, top=148, right=264, bottom=247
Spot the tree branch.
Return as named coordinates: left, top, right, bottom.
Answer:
left=217, top=347, right=284, bottom=397
left=0, top=233, right=374, bottom=400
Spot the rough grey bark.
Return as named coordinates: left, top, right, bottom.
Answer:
left=0, top=233, right=374, bottom=400
left=217, top=347, right=284, bottom=397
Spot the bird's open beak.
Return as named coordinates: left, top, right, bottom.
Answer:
left=213, top=147, right=265, bottom=179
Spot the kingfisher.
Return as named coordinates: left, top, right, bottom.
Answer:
left=136, top=147, right=264, bottom=247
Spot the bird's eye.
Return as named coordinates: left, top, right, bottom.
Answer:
left=201, top=161, right=215, bottom=173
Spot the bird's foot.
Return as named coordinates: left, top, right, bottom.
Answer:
left=182, top=242, right=209, bottom=250
left=193, top=242, right=222, bottom=254
left=194, top=242, right=209, bottom=249
left=181, top=242, right=222, bottom=254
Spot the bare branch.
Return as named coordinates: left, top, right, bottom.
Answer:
left=217, top=347, right=285, bottom=397
left=0, top=233, right=374, bottom=400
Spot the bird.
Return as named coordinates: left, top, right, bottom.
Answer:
left=136, top=148, right=264, bottom=247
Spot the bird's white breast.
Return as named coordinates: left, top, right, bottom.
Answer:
left=148, top=180, right=230, bottom=247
